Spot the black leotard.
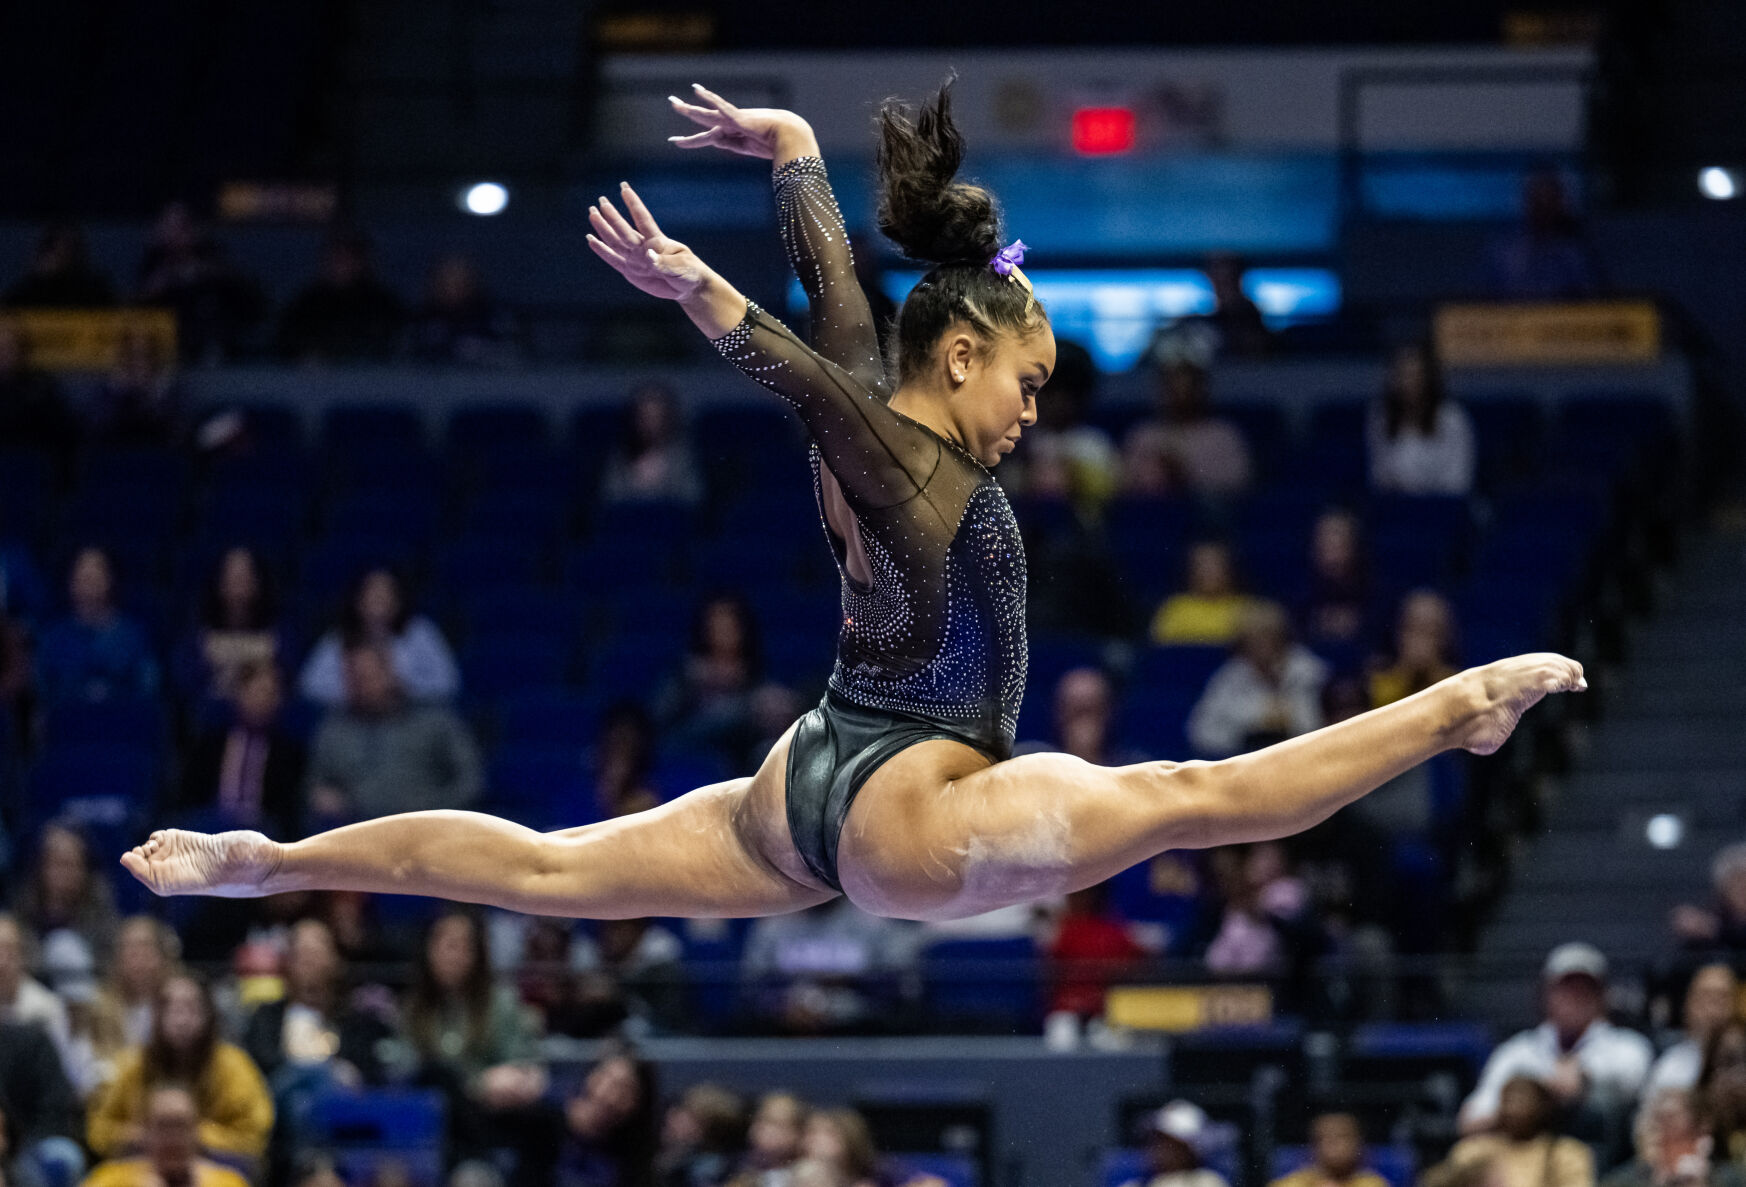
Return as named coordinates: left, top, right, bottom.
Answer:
left=708, top=156, right=1030, bottom=890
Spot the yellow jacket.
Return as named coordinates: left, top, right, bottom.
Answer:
left=82, top=1158, right=250, bottom=1187
left=86, top=1044, right=273, bottom=1160
left=1150, top=594, right=1259, bottom=646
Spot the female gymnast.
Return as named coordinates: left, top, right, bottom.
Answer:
left=122, top=82, right=1584, bottom=924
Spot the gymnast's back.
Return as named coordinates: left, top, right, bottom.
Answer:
left=709, top=155, right=1028, bottom=759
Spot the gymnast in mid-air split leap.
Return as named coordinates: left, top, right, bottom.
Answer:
left=123, top=81, right=1585, bottom=923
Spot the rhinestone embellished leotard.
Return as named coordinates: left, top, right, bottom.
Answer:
left=708, top=156, right=1030, bottom=891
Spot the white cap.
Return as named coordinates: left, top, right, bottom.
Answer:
left=1543, top=942, right=1608, bottom=983
left=1150, top=1100, right=1210, bottom=1151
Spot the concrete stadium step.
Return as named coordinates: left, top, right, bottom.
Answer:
left=1551, top=768, right=1746, bottom=829
left=1510, top=828, right=1736, bottom=889
left=1586, top=719, right=1746, bottom=769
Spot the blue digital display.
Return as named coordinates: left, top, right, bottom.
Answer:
left=786, top=267, right=1342, bottom=371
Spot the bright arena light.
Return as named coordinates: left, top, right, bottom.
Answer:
left=1645, top=813, right=1685, bottom=850
left=1698, top=167, right=1738, bottom=201
left=461, top=182, right=510, bottom=216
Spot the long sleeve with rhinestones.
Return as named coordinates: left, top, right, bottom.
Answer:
left=773, top=156, right=889, bottom=398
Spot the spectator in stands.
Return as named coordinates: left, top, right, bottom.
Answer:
left=1460, top=944, right=1653, bottom=1159
left=0, top=318, right=79, bottom=459
left=177, top=660, right=304, bottom=837
left=1298, top=510, right=1372, bottom=652
left=1369, top=591, right=1460, bottom=708
left=94, top=918, right=180, bottom=1052
left=1697, top=1018, right=1746, bottom=1164
left=587, top=702, right=663, bottom=819
left=1487, top=170, right=1602, bottom=300
left=559, top=1048, right=660, bottom=1187
left=657, top=1083, right=746, bottom=1187
left=1200, top=253, right=1272, bottom=359
left=1188, top=602, right=1328, bottom=758
left=300, top=567, right=459, bottom=708
left=243, top=919, right=394, bottom=1183
left=3, top=224, right=114, bottom=309
left=563, top=917, right=690, bottom=1039
left=1670, top=846, right=1746, bottom=955
left=0, top=599, right=27, bottom=754
left=656, top=594, right=774, bottom=768
left=35, top=547, right=160, bottom=706
left=601, top=382, right=703, bottom=505
left=732, top=1093, right=808, bottom=1187
left=1443, top=1076, right=1595, bottom=1187
left=1646, top=964, right=1740, bottom=1102
left=79, top=1084, right=248, bottom=1187
left=176, top=547, right=290, bottom=704
left=277, top=229, right=405, bottom=362
left=0, top=914, right=76, bottom=1081
left=136, top=202, right=263, bottom=365
left=305, top=641, right=481, bottom=822
left=241, top=918, right=391, bottom=1087
left=1200, top=843, right=1324, bottom=981
left=1017, top=666, right=1148, bottom=766
left=90, top=328, right=184, bottom=446
left=87, top=973, right=273, bottom=1165
left=1150, top=541, right=1260, bottom=647
left=411, top=254, right=517, bottom=365
left=741, top=900, right=919, bottom=1036
left=1268, top=1112, right=1387, bottom=1187
left=399, top=912, right=552, bottom=1178
left=1367, top=342, right=1475, bottom=497
left=793, top=1107, right=949, bottom=1187
left=13, top=823, right=119, bottom=958
left=1123, top=357, right=1253, bottom=498
left=1047, top=880, right=1144, bottom=1018
left=0, top=1020, right=84, bottom=1183
left=1123, top=1100, right=1230, bottom=1187
left=1604, top=1088, right=1741, bottom=1187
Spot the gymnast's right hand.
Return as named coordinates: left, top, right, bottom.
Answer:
left=666, top=82, right=812, bottom=159
left=586, top=182, right=708, bottom=302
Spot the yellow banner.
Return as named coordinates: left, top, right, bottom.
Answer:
left=1434, top=300, right=1661, bottom=367
left=8, top=309, right=178, bottom=372
left=1105, top=984, right=1273, bottom=1032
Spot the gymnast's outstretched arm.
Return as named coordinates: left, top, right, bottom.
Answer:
left=669, top=84, right=889, bottom=394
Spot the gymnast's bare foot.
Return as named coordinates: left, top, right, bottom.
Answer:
left=120, top=829, right=284, bottom=898
left=1450, top=652, right=1587, bottom=756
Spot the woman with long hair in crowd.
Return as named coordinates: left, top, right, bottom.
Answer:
left=87, top=973, right=272, bottom=1168
left=125, top=82, right=1582, bottom=935
left=297, top=566, right=458, bottom=707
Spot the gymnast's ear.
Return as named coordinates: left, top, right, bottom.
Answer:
left=942, top=332, right=977, bottom=385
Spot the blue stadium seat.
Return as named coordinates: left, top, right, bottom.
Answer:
left=28, top=750, right=159, bottom=832
left=461, top=633, right=573, bottom=697
left=1129, top=644, right=1228, bottom=694
left=650, top=752, right=733, bottom=798
left=41, top=698, right=167, bottom=756
left=587, top=632, right=687, bottom=701
left=454, top=491, right=569, bottom=545
left=1307, top=401, right=1368, bottom=445
left=690, top=535, right=809, bottom=590
left=444, top=403, right=549, bottom=455
left=197, top=488, right=306, bottom=547
left=569, top=404, right=628, bottom=464
left=1109, top=853, right=1207, bottom=941
left=497, top=691, right=604, bottom=747
left=299, top=539, right=423, bottom=609
left=0, top=448, right=52, bottom=540
left=1105, top=496, right=1197, bottom=553
left=323, top=492, right=440, bottom=548
left=714, top=490, right=821, bottom=540
left=82, top=446, right=191, bottom=497
left=888, top=1154, right=977, bottom=1187
left=486, top=746, right=599, bottom=829
left=306, top=1090, right=446, bottom=1187
left=454, top=588, right=579, bottom=647
left=588, top=500, right=698, bottom=545
left=594, top=586, right=697, bottom=636
left=320, top=403, right=424, bottom=453
left=434, top=538, right=549, bottom=596
left=1467, top=398, right=1543, bottom=484
left=919, top=936, right=1042, bottom=1032
left=565, top=537, right=685, bottom=595
left=223, top=403, right=304, bottom=449
left=329, top=449, right=443, bottom=500
left=63, top=490, right=179, bottom=547
left=1222, top=401, right=1289, bottom=470
left=463, top=444, right=574, bottom=503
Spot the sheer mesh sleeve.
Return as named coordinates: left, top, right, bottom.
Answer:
left=773, top=156, right=890, bottom=400
left=710, top=301, right=937, bottom=512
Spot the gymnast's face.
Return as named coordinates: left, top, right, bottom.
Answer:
left=946, top=325, right=1054, bottom=466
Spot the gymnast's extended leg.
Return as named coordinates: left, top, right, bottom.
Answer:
left=120, top=738, right=838, bottom=919
left=835, top=653, right=1585, bottom=921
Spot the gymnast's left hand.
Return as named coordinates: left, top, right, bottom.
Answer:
left=666, top=82, right=812, bottom=159
left=586, top=183, right=708, bottom=301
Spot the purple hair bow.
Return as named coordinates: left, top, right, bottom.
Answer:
left=990, top=239, right=1028, bottom=277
